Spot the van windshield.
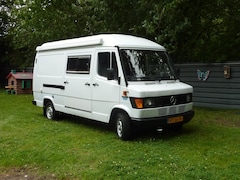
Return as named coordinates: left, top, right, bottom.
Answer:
left=120, top=49, right=176, bottom=81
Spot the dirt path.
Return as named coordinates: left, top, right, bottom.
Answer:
left=0, top=168, right=57, bottom=180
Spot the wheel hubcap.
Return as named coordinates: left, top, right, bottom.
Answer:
left=117, top=119, right=123, bottom=137
left=46, top=106, right=53, bottom=119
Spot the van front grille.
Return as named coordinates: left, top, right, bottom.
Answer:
left=130, top=93, right=192, bottom=109
left=155, top=93, right=192, bottom=107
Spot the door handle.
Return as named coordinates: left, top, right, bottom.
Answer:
left=85, top=82, right=90, bottom=86
left=92, top=83, right=99, bottom=87
left=64, top=81, right=69, bottom=84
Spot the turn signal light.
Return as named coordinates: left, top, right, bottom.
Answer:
left=134, top=98, right=143, bottom=109
left=122, top=90, right=128, bottom=97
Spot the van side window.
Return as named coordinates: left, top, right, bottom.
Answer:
left=98, top=52, right=118, bottom=79
left=67, top=55, right=91, bottom=74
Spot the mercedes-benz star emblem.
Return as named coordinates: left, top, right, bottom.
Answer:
left=170, top=96, right=177, bottom=105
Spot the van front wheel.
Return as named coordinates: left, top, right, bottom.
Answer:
left=45, top=102, right=56, bottom=120
left=115, top=112, right=131, bottom=140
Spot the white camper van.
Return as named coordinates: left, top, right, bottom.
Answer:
left=32, top=34, right=194, bottom=140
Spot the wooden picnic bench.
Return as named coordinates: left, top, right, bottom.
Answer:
left=5, top=85, right=15, bottom=94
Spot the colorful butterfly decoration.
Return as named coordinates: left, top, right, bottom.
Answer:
left=197, top=69, right=210, bottom=81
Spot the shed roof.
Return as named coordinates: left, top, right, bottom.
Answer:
left=6, top=72, right=33, bottom=80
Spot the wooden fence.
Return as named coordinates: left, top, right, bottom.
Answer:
left=175, top=62, right=240, bottom=109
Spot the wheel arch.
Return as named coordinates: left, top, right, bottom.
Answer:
left=109, top=106, right=131, bottom=127
left=43, top=96, right=54, bottom=107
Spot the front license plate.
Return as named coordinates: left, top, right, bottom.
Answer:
left=168, top=116, right=183, bottom=124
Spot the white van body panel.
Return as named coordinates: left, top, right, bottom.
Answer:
left=127, top=80, right=192, bottom=97
left=33, top=34, right=194, bottom=132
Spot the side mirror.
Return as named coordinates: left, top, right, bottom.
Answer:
left=107, top=68, right=114, bottom=80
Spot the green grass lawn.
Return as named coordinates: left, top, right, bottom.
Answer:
left=0, top=90, right=240, bottom=179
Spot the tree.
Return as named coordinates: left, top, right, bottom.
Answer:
left=0, top=0, right=13, bottom=59
left=4, top=0, right=240, bottom=67
left=8, top=0, right=107, bottom=67
left=141, top=0, right=240, bottom=62
left=0, top=0, right=16, bottom=67
left=0, top=0, right=14, bottom=86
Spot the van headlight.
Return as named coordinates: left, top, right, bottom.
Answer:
left=144, top=98, right=155, bottom=108
left=130, top=98, right=155, bottom=109
left=186, top=94, right=192, bottom=103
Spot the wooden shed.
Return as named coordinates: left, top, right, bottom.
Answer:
left=175, top=62, right=240, bottom=109
left=5, top=70, right=33, bottom=94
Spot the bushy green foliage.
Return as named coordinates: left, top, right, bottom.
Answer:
left=142, top=0, right=240, bottom=62
left=1, top=0, right=240, bottom=68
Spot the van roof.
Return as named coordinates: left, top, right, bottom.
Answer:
left=36, top=34, right=165, bottom=52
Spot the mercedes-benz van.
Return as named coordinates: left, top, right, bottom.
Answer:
left=32, top=34, right=194, bottom=140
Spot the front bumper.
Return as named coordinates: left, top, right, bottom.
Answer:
left=131, top=110, right=194, bottom=128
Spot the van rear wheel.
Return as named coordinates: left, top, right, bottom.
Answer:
left=115, top=112, right=131, bottom=140
left=45, top=101, right=56, bottom=120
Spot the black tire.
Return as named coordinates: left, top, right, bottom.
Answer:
left=44, top=101, right=56, bottom=120
left=115, top=112, right=132, bottom=140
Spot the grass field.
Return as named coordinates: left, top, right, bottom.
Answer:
left=0, top=91, right=240, bottom=179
